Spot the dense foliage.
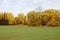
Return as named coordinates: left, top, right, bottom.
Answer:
left=0, top=9, right=60, bottom=26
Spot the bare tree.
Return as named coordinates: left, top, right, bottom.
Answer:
left=34, top=6, right=43, bottom=12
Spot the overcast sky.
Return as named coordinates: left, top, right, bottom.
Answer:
left=0, top=0, right=60, bottom=16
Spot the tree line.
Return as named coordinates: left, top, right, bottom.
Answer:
left=0, top=9, right=60, bottom=26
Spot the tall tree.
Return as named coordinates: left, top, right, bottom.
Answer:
left=17, top=13, right=25, bottom=24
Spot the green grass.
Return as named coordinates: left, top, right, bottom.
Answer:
left=0, top=25, right=60, bottom=40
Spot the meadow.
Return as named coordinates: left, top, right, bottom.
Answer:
left=0, top=25, right=60, bottom=40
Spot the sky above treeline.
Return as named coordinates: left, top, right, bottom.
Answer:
left=0, top=0, right=60, bottom=16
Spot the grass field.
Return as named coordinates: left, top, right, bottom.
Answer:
left=0, top=25, right=60, bottom=40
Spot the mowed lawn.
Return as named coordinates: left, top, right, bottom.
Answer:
left=0, top=25, right=60, bottom=40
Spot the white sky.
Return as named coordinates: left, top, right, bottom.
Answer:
left=0, top=0, right=60, bottom=16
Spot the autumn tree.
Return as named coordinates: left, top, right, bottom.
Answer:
left=43, top=9, right=60, bottom=26
left=0, top=12, right=8, bottom=25
left=0, top=12, right=16, bottom=25
left=17, top=13, right=25, bottom=24
left=6, top=12, right=16, bottom=25
left=27, top=11, right=41, bottom=26
left=24, top=16, right=27, bottom=25
left=15, top=17, right=20, bottom=24
left=40, top=12, right=50, bottom=26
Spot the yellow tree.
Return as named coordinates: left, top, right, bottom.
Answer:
left=27, top=11, right=41, bottom=26
left=0, top=12, right=3, bottom=19
left=27, top=11, right=36, bottom=26
left=40, top=12, right=49, bottom=26
left=0, top=12, right=9, bottom=25
left=18, top=13, right=25, bottom=24
left=0, top=12, right=4, bottom=24
left=43, top=9, right=60, bottom=26
left=24, top=16, right=27, bottom=25
left=6, top=12, right=16, bottom=25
